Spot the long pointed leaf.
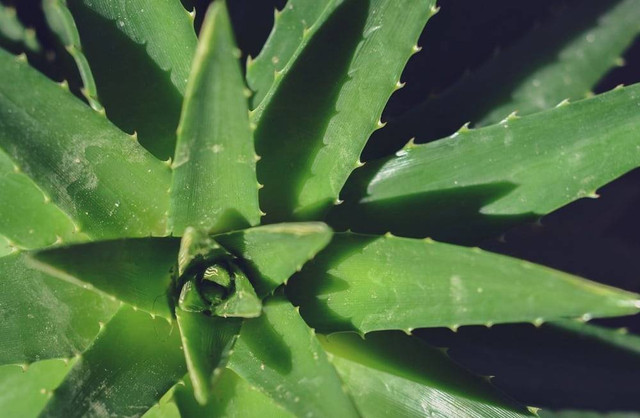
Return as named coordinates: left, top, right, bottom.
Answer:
left=248, top=0, right=343, bottom=113
left=419, top=321, right=640, bottom=411
left=29, top=238, right=180, bottom=320
left=66, top=0, right=197, bottom=159
left=216, top=222, right=332, bottom=296
left=228, top=295, right=360, bottom=417
left=0, top=253, right=118, bottom=365
left=0, top=4, right=40, bottom=54
left=170, top=1, right=260, bottom=235
left=41, top=305, right=186, bottom=418
left=333, top=83, right=640, bottom=243
left=256, top=0, right=437, bottom=221
left=287, top=233, right=640, bottom=334
left=322, top=332, right=531, bottom=417
left=43, top=0, right=101, bottom=110
left=174, top=370, right=294, bottom=418
left=0, top=359, right=73, bottom=418
left=0, top=48, right=172, bottom=241
left=176, top=308, right=241, bottom=404
left=371, top=0, right=640, bottom=154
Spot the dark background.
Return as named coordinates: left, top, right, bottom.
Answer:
left=5, top=0, right=640, bottom=412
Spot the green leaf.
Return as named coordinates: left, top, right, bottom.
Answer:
left=65, top=0, right=197, bottom=160
left=41, top=305, right=186, bottom=418
left=370, top=0, right=640, bottom=156
left=29, top=238, right=180, bottom=320
left=0, top=235, right=12, bottom=257
left=213, top=269, right=262, bottom=318
left=178, top=227, right=226, bottom=277
left=176, top=308, right=241, bottom=404
left=142, top=386, right=181, bottom=418
left=0, top=48, right=172, bottom=241
left=174, top=369, right=294, bottom=418
left=229, top=295, right=360, bottom=417
left=420, top=321, right=640, bottom=411
left=0, top=253, right=118, bottom=365
left=216, top=222, right=333, bottom=296
left=43, top=0, right=101, bottom=110
left=287, top=233, right=640, bottom=334
left=170, top=1, right=260, bottom=235
left=247, top=0, right=343, bottom=113
left=255, top=0, right=437, bottom=221
left=0, top=359, right=74, bottom=418
left=321, top=332, right=531, bottom=417
left=552, top=320, right=640, bottom=353
left=0, top=4, right=40, bottom=54
left=0, top=150, right=88, bottom=250
left=333, top=83, right=640, bottom=243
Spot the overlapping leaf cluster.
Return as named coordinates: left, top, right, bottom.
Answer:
left=1, top=0, right=640, bottom=417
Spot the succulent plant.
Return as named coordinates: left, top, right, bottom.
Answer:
left=1, top=0, right=640, bottom=417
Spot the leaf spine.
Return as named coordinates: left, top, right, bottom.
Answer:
left=457, top=122, right=471, bottom=133
left=527, top=406, right=541, bottom=416
left=500, top=111, right=519, bottom=124
left=403, top=137, right=417, bottom=149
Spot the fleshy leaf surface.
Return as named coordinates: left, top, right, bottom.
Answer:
left=0, top=48, right=172, bottom=241
left=255, top=0, right=437, bottom=221
left=43, top=0, right=101, bottom=110
left=0, top=253, right=118, bottom=365
left=213, top=270, right=262, bottom=318
left=0, top=150, right=87, bottom=250
left=65, top=0, right=197, bottom=159
left=371, top=0, right=640, bottom=153
left=216, top=222, right=333, bottom=296
left=334, top=83, right=640, bottom=243
left=229, top=295, right=360, bottom=417
left=0, top=359, right=74, bottom=418
left=174, top=369, right=294, bottom=418
left=322, top=332, right=531, bottom=417
left=41, top=306, right=186, bottom=418
left=248, top=0, right=343, bottom=114
left=170, top=1, right=260, bottom=235
left=176, top=307, right=241, bottom=405
left=29, top=238, right=180, bottom=320
left=142, top=386, right=181, bottom=418
left=287, top=233, right=640, bottom=333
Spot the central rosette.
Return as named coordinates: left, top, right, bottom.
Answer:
left=175, top=227, right=261, bottom=318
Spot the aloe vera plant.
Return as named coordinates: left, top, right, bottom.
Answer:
left=1, top=0, right=640, bottom=416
